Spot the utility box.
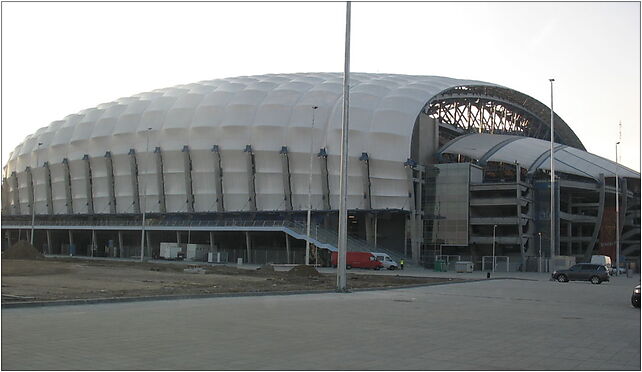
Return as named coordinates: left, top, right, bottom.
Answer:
left=455, top=261, right=474, bottom=273
left=186, top=244, right=209, bottom=261
left=160, top=242, right=182, bottom=259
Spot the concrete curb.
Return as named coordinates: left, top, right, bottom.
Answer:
left=1, top=277, right=510, bottom=309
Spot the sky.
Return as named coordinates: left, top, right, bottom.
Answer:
left=2, top=2, right=640, bottom=172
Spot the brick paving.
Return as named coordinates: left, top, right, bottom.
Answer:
left=2, top=273, right=639, bottom=370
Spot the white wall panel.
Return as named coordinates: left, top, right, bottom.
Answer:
left=49, top=163, right=67, bottom=214
left=254, top=151, right=284, bottom=211
left=68, top=159, right=88, bottom=214
left=9, top=73, right=588, bottom=215
left=90, top=157, right=110, bottom=214
left=16, top=171, right=30, bottom=214
left=112, top=154, right=135, bottom=213
left=32, top=167, right=47, bottom=214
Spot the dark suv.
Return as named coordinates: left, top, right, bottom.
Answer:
left=551, top=264, right=610, bottom=284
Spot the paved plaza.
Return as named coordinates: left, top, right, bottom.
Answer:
left=2, top=272, right=640, bottom=370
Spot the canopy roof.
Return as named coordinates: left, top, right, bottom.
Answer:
left=438, top=133, right=639, bottom=180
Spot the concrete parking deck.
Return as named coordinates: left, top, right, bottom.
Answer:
left=2, top=273, right=640, bottom=370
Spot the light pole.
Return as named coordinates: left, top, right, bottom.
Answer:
left=337, top=1, right=351, bottom=292
left=30, top=142, right=43, bottom=246
left=549, top=78, right=556, bottom=260
left=140, top=128, right=152, bottom=263
left=615, top=141, right=620, bottom=276
left=492, top=224, right=498, bottom=273
left=305, top=106, right=318, bottom=266
left=538, top=232, right=542, bottom=273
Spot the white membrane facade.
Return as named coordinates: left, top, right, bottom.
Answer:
left=4, top=72, right=584, bottom=215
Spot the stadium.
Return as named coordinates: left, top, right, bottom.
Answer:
left=1, top=72, right=640, bottom=270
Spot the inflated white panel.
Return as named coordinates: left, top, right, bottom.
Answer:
left=220, top=149, right=248, bottom=211
left=49, top=163, right=67, bottom=214
left=254, top=150, right=285, bottom=211
left=68, top=159, right=88, bottom=214
left=112, top=154, right=135, bottom=214
left=288, top=152, right=323, bottom=210
left=137, top=151, right=159, bottom=213
left=16, top=171, right=30, bottom=214
left=11, top=73, right=552, bottom=215
left=190, top=149, right=216, bottom=212
left=90, top=157, right=110, bottom=214
left=162, top=150, right=187, bottom=213
left=32, top=167, right=47, bottom=214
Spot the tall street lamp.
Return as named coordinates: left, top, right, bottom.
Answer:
left=615, top=141, right=620, bottom=276
left=140, top=127, right=152, bottom=263
left=305, top=106, right=318, bottom=266
left=30, top=142, right=43, bottom=246
left=538, top=232, right=543, bottom=273
left=337, top=1, right=351, bottom=292
left=492, top=224, right=498, bottom=273
left=549, top=78, right=556, bottom=260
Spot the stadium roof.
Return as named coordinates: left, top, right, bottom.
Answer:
left=438, top=133, right=639, bottom=180
left=6, top=72, right=583, bottom=174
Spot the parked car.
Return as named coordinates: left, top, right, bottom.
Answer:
left=331, top=252, right=383, bottom=270
left=372, top=253, right=398, bottom=270
left=632, top=285, right=640, bottom=308
left=551, top=263, right=610, bottom=284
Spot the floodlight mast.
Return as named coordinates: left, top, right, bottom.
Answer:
left=549, top=78, right=555, bottom=260
left=305, top=106, right=318, bottom=266
left=140, top=127, right=151, bottom=263
left=615, top=146, right=619, bottom=274
left=337, top=1, right=351, bottom=292
left=30, top=142, right=43, bottom=246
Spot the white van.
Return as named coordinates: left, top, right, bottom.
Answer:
left=591, top=255, right=612, bottom=273
left=372, top=253, right=398, bottom=270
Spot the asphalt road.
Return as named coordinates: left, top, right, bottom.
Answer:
left=2, top=273, right=640, bottom=370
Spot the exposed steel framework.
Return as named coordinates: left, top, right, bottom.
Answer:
left=425, top=86, right=579, bottom=147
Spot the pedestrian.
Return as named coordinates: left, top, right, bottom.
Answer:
left=400, top=259, right=404, bottom=270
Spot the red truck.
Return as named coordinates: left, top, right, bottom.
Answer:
left=331, top=251, right=383, bottom=270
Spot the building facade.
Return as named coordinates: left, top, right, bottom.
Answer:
left=2, top=73, right=639, bottom=269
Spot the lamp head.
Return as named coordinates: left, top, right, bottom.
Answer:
left=549, top=78, right=555, bottom=82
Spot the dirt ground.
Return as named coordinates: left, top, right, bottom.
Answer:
left=1, top=258, right=462, bottom=303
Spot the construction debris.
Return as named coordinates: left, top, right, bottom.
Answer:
left=2, top=241, right=44, bottom=260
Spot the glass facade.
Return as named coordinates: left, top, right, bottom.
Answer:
left=424, top=163, right=470, bottom=246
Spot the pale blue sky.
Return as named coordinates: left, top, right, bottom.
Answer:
left=2, top=2, right=639, bottom=171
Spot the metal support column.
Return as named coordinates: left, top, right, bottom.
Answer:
left=245, top=231, right=251, bottom=264
left=62, top=159, right=73, bottom=214
left=285, top=233, right=291, bottom=264
left=82, top=155, right=94, bottom=214
left=10, top=171, right=20, bottom=215
left=26, top=167, right=34, bottom=216
left=118, top=230, right=124, bottom=258
left=154, top=147, right=166, bottom=213
left=279, top=147, right=293, bottom=210
left=404, top=159, right=417, bottom=262
left=182, top=146, right=195, bottom=213
left=359, top=152, right=372, bottom=209
left=209, top=231, right=216, bottom=252
left=318, top=148, right=331, bottom=210
left=1, top=178, right=10, bottom=215
left=43, top=162, right=53, bottom=215
left=46, top=229, right=52, bottom=255
left=211, top=145, right=224, bottom=212
left=586, top=174, right=605, bottom=259
left=128, top=149, right=141, bottom=214
left=244, top=145, right=257, bottom=211
left=105, top=152, right=117, bottom=213
left=516, top=163, right=526, bottom=271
